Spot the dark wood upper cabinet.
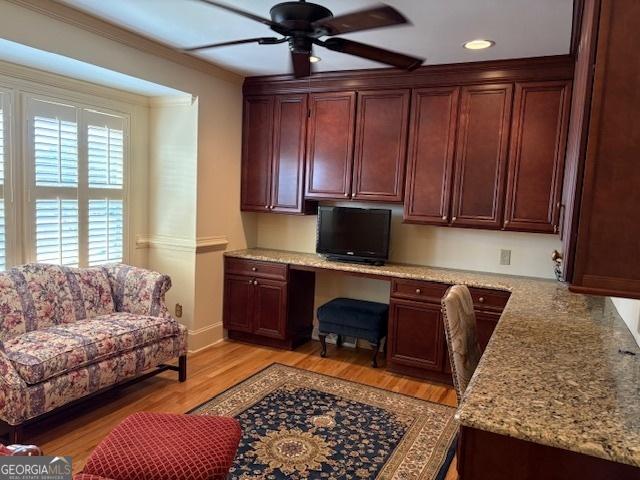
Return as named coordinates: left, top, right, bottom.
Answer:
left=271, top=94, right=308, bottom=213
left=241, top=95, right=273, bottom=212
left=352, top=89, right=410, bottom=202
left=305, top=91, right=356, bottom=199
left=570, top=0, right=640, bottom=298
left=451, top=84, right=513, bottom=229
left=504, top=81, right=572, bottom=233
left=241, top=94, right=313, bottom=214
left=404, top=87, right=460, bottom=225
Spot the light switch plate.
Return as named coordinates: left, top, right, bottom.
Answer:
left=500, top=249, right=512, bottom=266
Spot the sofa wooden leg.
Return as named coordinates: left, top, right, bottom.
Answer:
left=178, top=355, right=187, bottom=382
left=8, top=424, right=23, bottom=444
left=371, top=340, right=380, bottom=368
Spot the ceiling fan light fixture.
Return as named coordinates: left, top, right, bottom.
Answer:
left=309, top=55, right=321, bottom=63
left=463, top=39, right=495, bottom=50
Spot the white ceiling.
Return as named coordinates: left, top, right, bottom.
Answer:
left=0, top=38, right=187, bottom=96
left=58, top=0, right=574, bottom=77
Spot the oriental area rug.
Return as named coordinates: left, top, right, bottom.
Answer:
left=190, top=364, right=458, bottom=480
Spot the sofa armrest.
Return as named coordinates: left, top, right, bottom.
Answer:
left=0, top=343, right=25, bottom=389
left=104, top=265, right=172, bottom=318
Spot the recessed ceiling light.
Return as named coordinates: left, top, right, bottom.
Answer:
left=310, top=55, right=321, bottom=63
left=463, top=39, right=495, bottom=50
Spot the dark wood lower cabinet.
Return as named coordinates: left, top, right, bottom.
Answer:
left=252, top=279, right=287, bottom=340
left=387, top=280, right=509, bottom=384
left=224, top=259, right=509, bottom=384
left=458, top=426, right=640, bottom=480
left=387, top=298, right=448, bottom=382
left=223, top=258, right=315, bottom=349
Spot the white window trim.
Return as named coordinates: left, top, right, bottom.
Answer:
left=0, top=61, right=144, bottom=268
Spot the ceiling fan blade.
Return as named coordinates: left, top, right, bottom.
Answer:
left=184, top=37, right=285, bottom=52
left=196, top=0, right=287, bottom=33
left=321, top=38, right=424, bottom=71
left=291, top=50, right=311, bottom=78
left=312, top=5, right=409, bottom=36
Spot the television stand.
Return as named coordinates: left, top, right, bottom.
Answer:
left=323, top=255, right=386, bottom=266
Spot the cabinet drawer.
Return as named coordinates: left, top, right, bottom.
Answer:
left=391, top=279, right=450, bottom=303
left=225, top=257, right=287, bottom=281
left=468, top=287, right=510, bottom=311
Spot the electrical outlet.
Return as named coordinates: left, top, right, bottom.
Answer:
left=500, top=249, right=512, bottom=266
left=175, top=303, right=183, bottom=318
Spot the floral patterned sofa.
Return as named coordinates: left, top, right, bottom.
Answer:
left=0, top=264, right=188, bottom=442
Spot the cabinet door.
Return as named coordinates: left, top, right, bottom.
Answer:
left=475, top=311, right=500, bottom=353
left=404, top=87, right=460, bottom=224
left=252, top=278, right=287, bottom=340
left=241, top=96, right=274, bottom=212
left=571, top=0, right=640, bottom=297
left=387, top=298, right=444, bottom=372
left=504, top=81, right=571, bottom=233
left=305, top=91, right=356, bottom=199
left=271, top=94, right=308, bottom=213
left=223, top=274, right=254, bottom=333
left=451, top=84, right=513, bottom=229
left=352, top=89, right=410, bottom=202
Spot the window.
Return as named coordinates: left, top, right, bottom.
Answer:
left=25, top=97, right=127, bottom=267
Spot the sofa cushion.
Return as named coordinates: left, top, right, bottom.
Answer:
left=0, top=264, right=115, bottom=342
left=4, top=313, right=181, bottom=385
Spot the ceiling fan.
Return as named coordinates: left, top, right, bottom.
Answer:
left=184, top=0, right=424, bottom=78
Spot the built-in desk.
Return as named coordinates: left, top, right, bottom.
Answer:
left=224, top=249, right=640, bottom=480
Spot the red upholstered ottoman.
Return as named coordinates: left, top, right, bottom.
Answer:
left=76, top=413, right=241, bottom=480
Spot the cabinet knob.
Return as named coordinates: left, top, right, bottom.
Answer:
left=265, top=205, right=269, bottom=209
left=251, top=267, right=257, bottom=272
left=415, top=288, right=422, bottom=294
left=442, top=215, right=447, bottom=220
left=452, top=216, right=457, bottom=222
left=248, top=279, right=253, bottom=285
left=253, top=280, right=259, bottom=286
left=344, top=193, right=349, bottom=197
left=478, top=297, right=485, bottom=303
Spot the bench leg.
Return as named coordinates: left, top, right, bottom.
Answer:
left=370, top=340, right=380, bottom=368
left=178, top=355, right=187, bottom=382
left=319, top=334, right=327, bottom=357
left=8, top=424, right=23, bottom=444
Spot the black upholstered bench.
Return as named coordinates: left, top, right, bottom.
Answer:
left=317, top=298, right=389, bottom=367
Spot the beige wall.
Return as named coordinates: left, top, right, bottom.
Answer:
left=146, top=98, right=198, bottom=336
left=0, top=1, right=248, bottom=351
left=612, top=298, right=640, bottom=347
left=256, top=203, right=562, bottom=277
left=255, top=202, right=562, bottom=336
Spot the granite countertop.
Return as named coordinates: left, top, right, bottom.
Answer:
left=224, top=248, right=640, bottom=467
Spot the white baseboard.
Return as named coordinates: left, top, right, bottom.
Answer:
left=188, top=322, right=224, bottom=352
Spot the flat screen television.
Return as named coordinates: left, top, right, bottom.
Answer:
left=316, top=206, right=391, bottom=265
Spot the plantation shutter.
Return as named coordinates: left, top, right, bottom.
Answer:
left=86, top=110, right=125, bottom=266
left=25, top=98, right=126, bottom=267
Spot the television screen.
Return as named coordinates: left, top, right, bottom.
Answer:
left=316, top=206, right=391, bottom=264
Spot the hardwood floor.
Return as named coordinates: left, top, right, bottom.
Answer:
left=24, top=340, right=458, bottom=479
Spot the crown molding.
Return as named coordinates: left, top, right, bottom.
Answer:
left=6, top=0, right=243, bottom=85
left=0, top=59, right=150, bottom=107
left=243, top=55, right=575, bottom=95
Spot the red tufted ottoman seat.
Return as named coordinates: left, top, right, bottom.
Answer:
left=75, top=412, right=241, bottom=480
